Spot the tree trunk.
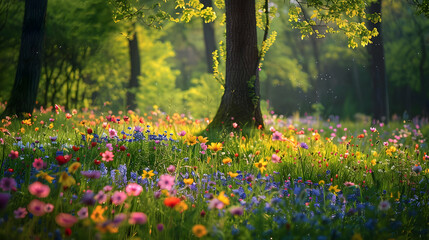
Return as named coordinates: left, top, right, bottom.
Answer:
left=126, top=27, right=141, bottom=111
left=2, top=0, right=48, bottom=117
left=201, top=0, right=216, bottom=73
left=208, top=0, right=263, bottom=130
left=368, top=0, right=389, bottom=123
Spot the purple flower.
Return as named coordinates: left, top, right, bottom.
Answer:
left=412, top=165, right=422, bottom=174
left=49, top=136, right=57, bottom=142
left=300, top=142, right=309, bottom=149
left=14, top=207, right=28, bottom=219
left=81, top=170, right=101, bottom=179
left=178, top=131, right=186, bottom=137
left=157, top=223, right=164, bottom=231
left=167, top=165, right=176, bottom=173
left=272, top=131, right=283, bottom=141
left=0, top=193, right=10, bottom=209
left=77, top=207, right=88, bottom=219
left=229, top=206, right=244, bottom=216
left=81, top=192, right=96, bottom=206
left=0, top=177, right=17, bottom=191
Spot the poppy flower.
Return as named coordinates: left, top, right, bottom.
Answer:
left=164, top=197, right=181, bottom=208
left=27, top=199, right=46, bottom=216
left=28, top=181, right=50, bottom=198
left=56, top=155, right=71, bottom=165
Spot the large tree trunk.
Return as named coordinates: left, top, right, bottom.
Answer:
left=208, top=0, right=263, bottom=130
left=201, top=0, right=216, bottom=73
left=126, top=26, right=141, bottom=111
left=2, top=0, right=48, bottom=117
left=368, top=0, right=389, bottom=123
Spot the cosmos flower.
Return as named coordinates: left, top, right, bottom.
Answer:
left=101, top=150, right=114, bottom=162
left=27, top=199, right=46, bottom=216
left=14, top=207, right=28, bottom=219
left=125, top=183, right=143, bottom=196
left=108, top=128, right=118, bottom=138
left=28, top=181, right=50, bottom=198
left=32, top=158, right=44, bottom=170
left=77, top=207, right=88, bottom=219
left=111, top=191, right=127, bottom=205
left=128, top=212, right=147, bottom=225
left=158, top=174, right=175, bottom=191
left=271, top=154, right=281, bottom=163
left=55, top=213, right=78, bottom=228
left=378, top=200, right=391, bottom=211
left=142, top=170, right=155, bottom=179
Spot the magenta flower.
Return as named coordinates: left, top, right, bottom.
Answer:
left=178, top=130, right=186, bottom=137
left=111, top=191, right=127, bottom=205
left=344, top=181, right=355, bottom=187
left=158, top=174, right=175, bottom=191
left=27, top=199, right=46, bottom=216
left=28, top=181, right=50, bottom=198
left=0, top=177, right=17, bottom=191
left=32, top=158, right=44, bottom=170
left=14, top=207, right=28, bottom=219
left=228, top=206, right=244, bottom=216
left=126, top=183, right=143, bottom=196
left=101, top=150, right=114, bottom=162
left=81, top=170, right=101, bottom=179
left=209, top=198, right=224, bottom=210
left=128, top=212, right=147, bottom=225
left=103, top=185, right=113, bottom=192
left=77, top=207, right=88, bottom=219
left=0, top=193, right=10, bottom=209
left=106, top=143, right=113, bottom=151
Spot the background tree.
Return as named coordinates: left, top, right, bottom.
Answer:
left=126, top=23, right=141, bottom=110
left=2, top=0, right=48, bottom=117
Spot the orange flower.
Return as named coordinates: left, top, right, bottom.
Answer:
left=91, top=206, right=105, bottom=223
left=164, top=197, right=181, bottom=208
left=192, top=224, right=207, bottom=238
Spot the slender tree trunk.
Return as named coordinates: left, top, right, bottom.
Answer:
left=208, top=0, right=263, bottom=130
left=2, top=0, right=48, bottom=117
left=201, top=0, right=216, bottom=73
left=368, top=0, right=389, bottom=123
left=126, top=26, right=141, bottom=111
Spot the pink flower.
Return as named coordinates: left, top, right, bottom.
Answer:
left=167, top=165, right=176, bottom=173
left=271, top=154, right=281, bottom=163
left=108, top=128, right=118, bottom=138
left=101, top=150, right=114, bottom=162
left=103, top=185, right=113, bottom=192
left=232, top=123, right=238, bottom=128
left=106, top=143, right=113, bottom=151
left=32, top=158, right=44, bottom=170
left=111, top=191, right=127, bottom=205
left=94, top=190, right=107, bottom=204
left=27, top=199, right=46, bottom=216
left=128, top=212, right=147, bottom=225
left=77, top=207, right=88, bottom=219
left=44, top=203, right=54, bottom=213
left=28, top=181, right=50, bottom=198
left=158, top=174, right=175, bottom=191
left=8, top=150, right=19, bottom=159
left=272, top=131, right=283, bottom=141
left=126, top=183, right=143, bottom=196
left=55, top=213, right=78, bottom=228
left=0, top=177, right=17, bottom=191
left=14, top=207, right=28, bottom=219
left=178, top=130, right=186, bottom=137
left=344, top=181, right=355, bottom=187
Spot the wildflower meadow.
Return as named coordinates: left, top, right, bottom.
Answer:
left=0, top=105, right=428, bottom=240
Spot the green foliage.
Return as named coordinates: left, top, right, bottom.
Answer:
left=289, top=0, right=381, bottom=48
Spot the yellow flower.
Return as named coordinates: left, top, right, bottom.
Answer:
left=371, top=159, right=377, bottom=166
left=35, top=127, right=39, bottom=131
left=351, top=233, right=363, bottom=240
left=36, top=171, right=55, bottom=183
left=198, top=136, right=208, bottom=143
left=91, top=206, right=105, bottom=223
left=228, top=172, right=239, bottom=178
left=217, top=191, right=230, bottom=205
left=184, top=178, right=194, bottom=185
left=185, top=135, right=197, bottom=146
left=68, top=162, right=81, bottom=174
left=142, top=170, right=155, bottom=179
left=49, top=123, right=54, bottom=129
left=58, top=172, right=76, bottom=188
left=254, top=159, right=268, bottom=173
left=207, top=142, right=223, bottom=152
left=371, top=150, right=378, bottom=157
left=318, top=180, right=325, bottom=185
left=20, top=128, right=25, bottom=134
left=328, top=185, right=341, bottom=196
left=174, top=201, right=188, bottom=212
left=222, top=157, right=232, bottom=164
left=192, top=224, right=207, bottom=238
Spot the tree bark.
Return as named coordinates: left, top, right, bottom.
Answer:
left=368, top=0, right=389, bottom=123
left=201, top=0, right=216, bottom=73
left=126, top=26, right=141, bottom=111
left=2, top=0, right=48, bottom=117
left=208, top=0, right=263, bottom=130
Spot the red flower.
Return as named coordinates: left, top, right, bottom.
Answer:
left=119, top=145, right=126, bottom=151
left=72, top=146, right=80, bottom=152
left=65, top=228, right=72, bottom=236
left=358, top=134, right=365, bottom=139
left=91, top=142, right=97, bottom=147
left=56, top=155, right=71, bottom=165
left=94, top=159, right=101, bottom=165
left=164, top=197, right=181, bottom=208
left=87, top=128, right=93, bottom=134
